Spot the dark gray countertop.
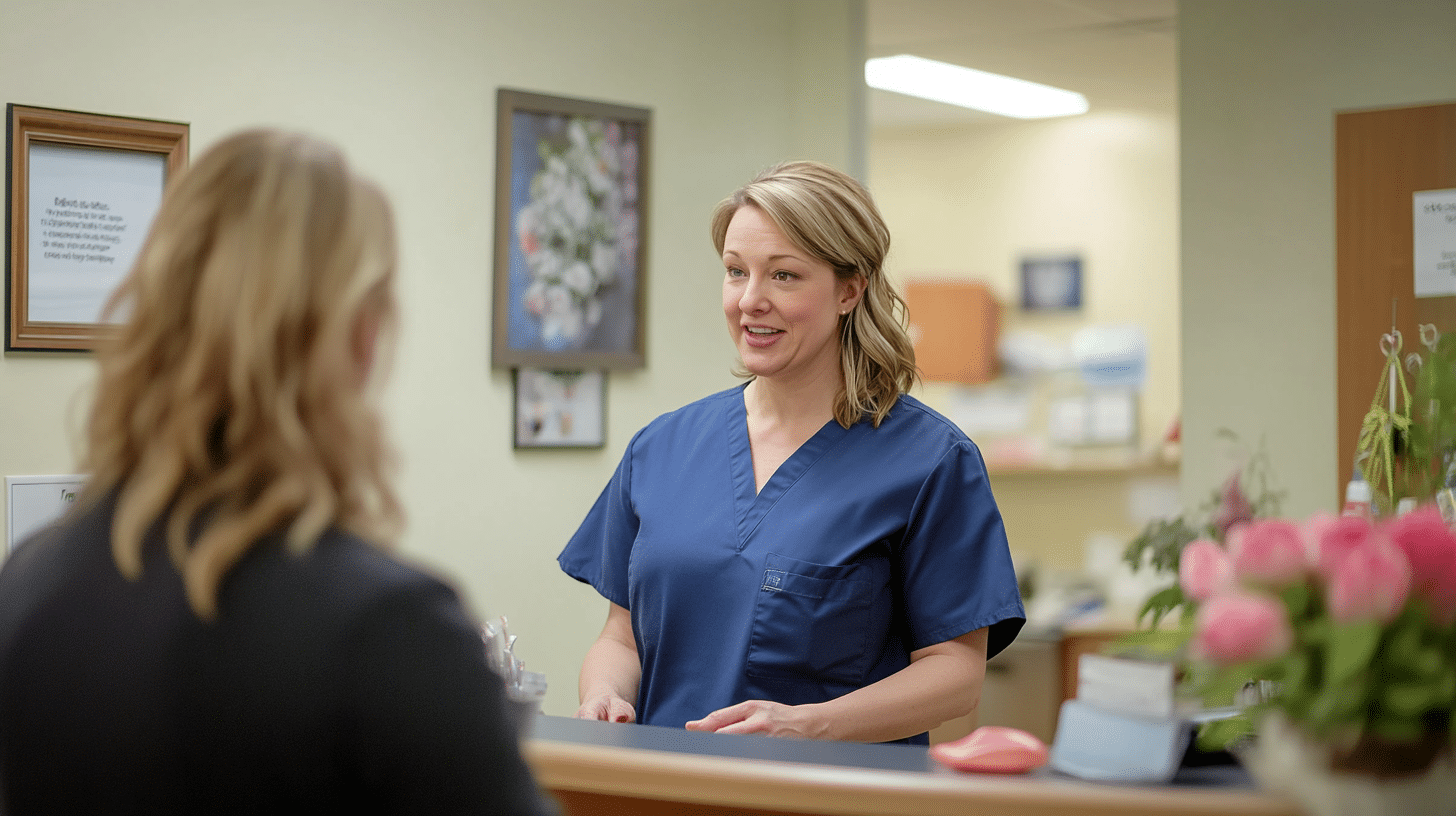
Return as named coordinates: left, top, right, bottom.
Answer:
left=531, top=714, right=934, bottom=774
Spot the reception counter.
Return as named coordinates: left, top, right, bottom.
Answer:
left=524, top=715, right=1301, bottom=816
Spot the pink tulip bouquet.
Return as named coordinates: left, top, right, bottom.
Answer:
left=1183, top=507, right=1456, bottom=766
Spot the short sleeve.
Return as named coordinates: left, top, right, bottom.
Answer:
left=557, top=430, right=642, bottom=609
left=898, top=441, right=1025, bottom=659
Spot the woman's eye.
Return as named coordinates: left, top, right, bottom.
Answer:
left=773, top=270, right=796, bottom=281
left=726, top=267, right=744, bottom=277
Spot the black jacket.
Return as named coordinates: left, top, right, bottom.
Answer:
left=0, top=494, right=556, bottom=815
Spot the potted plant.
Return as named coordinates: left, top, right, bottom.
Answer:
left=1180, top=509, right=1456, bottom=815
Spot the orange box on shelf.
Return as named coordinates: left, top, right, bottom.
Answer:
left=904, top=279, right=1001, bottom=384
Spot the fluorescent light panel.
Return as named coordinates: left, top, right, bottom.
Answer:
left=865, top=54, right=1088, bottom=119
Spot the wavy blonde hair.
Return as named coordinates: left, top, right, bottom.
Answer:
left=710, top=161, right=918, bottom=427
left=81, top=129, right=403, bottom=619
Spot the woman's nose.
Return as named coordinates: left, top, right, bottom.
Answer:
left=739, top=274, right=770, bottom=314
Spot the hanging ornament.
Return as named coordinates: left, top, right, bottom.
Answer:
left=1355, top=329, right=1412, bottom=514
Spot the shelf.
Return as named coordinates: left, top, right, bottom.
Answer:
left=985, top=458, right=1180, bottom=477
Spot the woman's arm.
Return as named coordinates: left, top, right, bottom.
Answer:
left=575, top=601, right=641, bottom=722
left=686, top=627, right=988, bottom=742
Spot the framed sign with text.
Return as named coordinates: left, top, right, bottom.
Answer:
left=6, top=105, right=188, bottom=351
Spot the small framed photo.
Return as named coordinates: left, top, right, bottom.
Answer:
left=513, top=368, right=606, bottom=449
left=7, top=105, right=188, bottom=351
left=1019, top=255, right=1083, bottom=312
left=492, top=89, right=650, bottom=370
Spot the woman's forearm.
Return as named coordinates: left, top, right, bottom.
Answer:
left=577, top=634, right=641, bottom=704
left=577, top=601, right=640, bottom=707
left=807, top=628, right=988, bottom=742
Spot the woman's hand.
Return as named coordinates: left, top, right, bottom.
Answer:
left=576, top=693, right=636, bottom=723
left=689, top=629, right=991, bottom=743
left=685, top=699, right=823, bottom=739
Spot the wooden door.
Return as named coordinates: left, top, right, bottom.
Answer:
left=1335, top=102, right=1456, bottom=506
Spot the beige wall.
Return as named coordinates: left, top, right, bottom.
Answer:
left=1179, top=0, right=1456, bottom=517
left=0, top=0, right=864, bottom=717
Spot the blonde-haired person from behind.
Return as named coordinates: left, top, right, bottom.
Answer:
left=561, top=160, right=1024, bottom=744
left=0, top=130, right=557, bottom=816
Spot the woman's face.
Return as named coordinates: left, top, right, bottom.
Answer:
left=721, top=205, right=864, bottom=385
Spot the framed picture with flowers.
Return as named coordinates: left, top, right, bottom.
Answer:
left=491, top=89, right=650, bottom=370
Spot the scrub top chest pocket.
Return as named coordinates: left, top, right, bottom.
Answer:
left=746, top=553, right=878, bottom=685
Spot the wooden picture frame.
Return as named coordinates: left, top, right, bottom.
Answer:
left=513, top=368, right=606, bottom=449
left=6, top=105, right=188, bottom=351
left=491, top=89, right=650, bottom=370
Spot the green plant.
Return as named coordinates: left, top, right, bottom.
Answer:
left=1123, top=430, right=1285, bottom=628
left=1393, top=328, right=1456, bottom=507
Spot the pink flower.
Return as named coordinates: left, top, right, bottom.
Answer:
left=1192, top=591, right=1294, bottom=664
left=1310, top=514, right=1378, bottom=580
left=1211, top=472, right=1255, bottom=541
left=1179, top=539, right=1233, bottom=602
left=1385, top=507, right=1456, bottom=625
left=1230, top=519, right=1310, bottom=588
left=1326, top=541, right=1411, bottom=624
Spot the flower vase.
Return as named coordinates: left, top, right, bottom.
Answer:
left=1239, top=712, right=1456, bottom=816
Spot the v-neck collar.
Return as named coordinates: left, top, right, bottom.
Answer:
left=725, top=385, right=849, bottom=550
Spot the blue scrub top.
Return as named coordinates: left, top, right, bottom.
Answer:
left=559, top=386, right=1025, bottom=744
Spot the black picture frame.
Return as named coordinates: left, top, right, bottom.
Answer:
left=491, top=89, right=650, bottom=370
left=1019, top=255, right=1083, bottom=312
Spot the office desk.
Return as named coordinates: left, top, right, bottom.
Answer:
left=524, top=715, right=1300, bottom=816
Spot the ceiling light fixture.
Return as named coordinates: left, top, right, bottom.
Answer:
left=865, top=54, right=1089, bottom=119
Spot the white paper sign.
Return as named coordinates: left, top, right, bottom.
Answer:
left=27, top=142, right=166, bottom=323
left=1414, top=188, right=1456, bottom=298
left=6, top=475, right=85, bottom=553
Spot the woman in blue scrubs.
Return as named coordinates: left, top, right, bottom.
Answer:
left=558, top=161, right=1024, bottom=744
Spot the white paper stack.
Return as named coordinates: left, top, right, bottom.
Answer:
left=1048, top=653, right=1194, bottom=782
left=1075, top=653, right=1182, bottom=719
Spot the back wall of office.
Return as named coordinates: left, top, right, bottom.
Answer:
left=0, top=0, right=866, bottom=716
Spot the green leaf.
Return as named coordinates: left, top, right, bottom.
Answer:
left=1306, top=681, right=1368, bottom=730
left=1124, top=517, right=1200, bottom=576
left=1326, top=620, right=1382, bottom=686
left=1435, top=669, right=1456, bottom=706
left=1107, top=625, right=1192, bottom=661
left=1301, top=617, right=1330, bottom=646
left=1383, top=681, right=1438, bottom=718
left=1385, top=618, right=1424, bottom=666
left=1372, top=713, right=1427, bottom=742
left=1280, top=583, right=1311, bottom=619
left=1136, top=585, right=1187, bottom=629
left=1192, top=666, right=1259, bottom=709
left=1281, top=650, right=1314, bottom=698
left=1197, top=713, right=1255, bottom=751
left=1412, top=646, right=1446, bottom=680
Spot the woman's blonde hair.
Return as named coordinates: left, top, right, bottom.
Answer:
left=81, top=129, right=403, bottom=619
left=710, top=161, right=917, bottom=427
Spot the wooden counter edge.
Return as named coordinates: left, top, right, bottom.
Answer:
left=525, top=736, right=1299, bottom=816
